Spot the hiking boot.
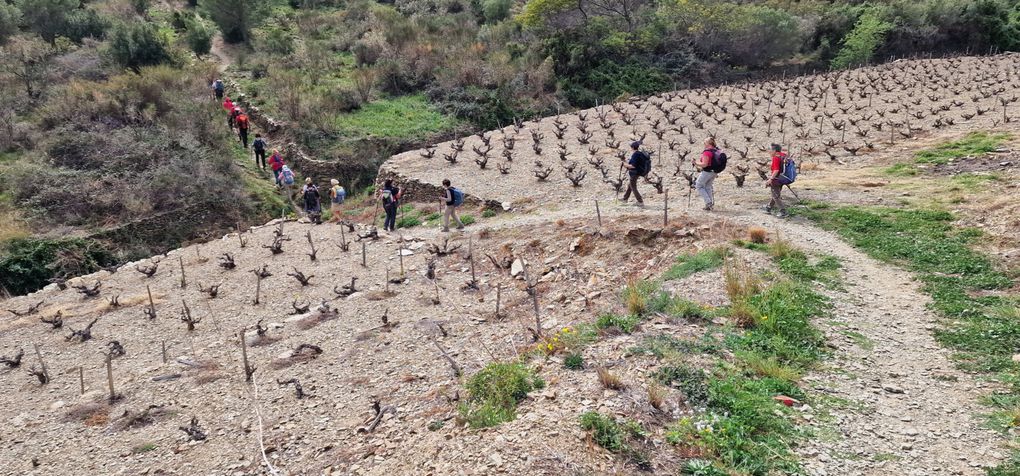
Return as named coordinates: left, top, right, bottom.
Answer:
left=634, top=202, right=645, bottom=208
left=441, top=228, right=450, bottom=232
left=703, top=203, right=714, bottom=211
left=775, top=210, right=790, bottom=218
left=762, top=206, right=773, bottom=214
left=456, top=225, right=465, bottom=230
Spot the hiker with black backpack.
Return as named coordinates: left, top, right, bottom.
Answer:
left=252, top=134, right=267, bottom=170
left=694, top=137, right=727, bottom=211
left=380, top=179, right=402, bottom=233
left=440, top=179, right=465, bottom=232
left=764, top=143, right=795, bottom=218
left=302, top=177, right=322, bottom=224
left=621, top=141, right=650, bottom=207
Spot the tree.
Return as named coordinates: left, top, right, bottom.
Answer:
left=204, top=0, right=266, bottom=44
left=831, top=9, right=893, bottom=69
left=185, top=17, right=214, bottom=57
left=0, top=3, right=21, bottom=46
left=108, top=22, right=172, bottom=73
left=0, top=37, right=52, bottom=99
left=16, top=0, right=76, bottom=44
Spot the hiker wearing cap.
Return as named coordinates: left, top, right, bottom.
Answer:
left=252, top=134, right=267, bottom=169
left=379, top=179, right=402, bottom=233
left=229, top=105, right=242, bottom=130
left=329, top=179, right=346, bottom=222
left=302, top=177, right=322, bottom=224
left=236, top=110, right=251, bottom=148
left=694, top=137, right=720, bottom=211
left=765, top=144, right=789, bottom=218
left=621, top=141, right=650, bottom=207
left=441, top=179, right=465, bottom=232
left=212, top=79, right=225, bottom=100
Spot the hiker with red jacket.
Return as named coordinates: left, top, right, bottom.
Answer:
left=268, top=149, right=284, bottom=186
left=621, top=141, right=650, bottom=207
left=229, top=105, right=242, bottom=130
left=222, top=96, right=233, bottom=112
left=765, top=143, right=789, bottom=218
left=236, top=110, right=251, bottom=148
left=693, top=137, right=720, bottom=211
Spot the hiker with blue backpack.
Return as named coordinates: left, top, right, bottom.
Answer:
left=765, top=143, right=796, bottom=218
left=329, top=179, right=346, bottom=222
left=211, top=78, right=224, bottom=100
left=694, top=137, right=727, bottom=211
left=621, top=141, right=651, bottom=207
left=441, top=179, right=465, bottom=232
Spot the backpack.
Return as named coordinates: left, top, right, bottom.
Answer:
left=706, top=148, right=728, bottom=173
left=281, top=166, right=295, bottom=185
left=450, top=187, right=464, bottom=206
left=304, top=185, right=319, bottom=202
left=213, top=80, right=224, bottom=92
left=635, top=151, right=652, bottom=177
left=332, top=185, right=346, bottom=204
left=381, top=188, right=394, bottom=206
left=236, top=114, right=249, bottom=129
left=252, top=138, right=266, bottom=152
left=777, top=154, right=798, bottom=184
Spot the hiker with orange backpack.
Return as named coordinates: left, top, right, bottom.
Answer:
left=236, top=110, right=251, bottom=148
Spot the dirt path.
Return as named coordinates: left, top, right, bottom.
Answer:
left=720, top=211, right=1007, bottom=475
left=470, top=201, right=1009, bottom=474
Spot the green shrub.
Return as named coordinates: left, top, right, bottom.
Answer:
left=595, top=313, right=640, bottom=333
left=0, top=237, right=114, bottom=295
left=459, top=362, right=544, bottom=428
left=481, top=209, right=496, bottom=218
left=563, top=353, right=583, bottom=370
left=184, top=17, right=214, bottom=57
left=654, top=365, right=709, bottom=405
left=460, top=215, right=476, bottom=225
left=64, top=9, right=109, bottom=43
left=204, top=0, right=265, bottom=44
left=831, top=9, right=893, bottom=69
left=580, top=411, right=625, bottom=452
left=108, top=22, right=172, bottom=72
left=130, top=0, right=150, bottom=15
left=482, top=0, right=512, bottom=23
left=17, top=0, right=75, bottom=44
left=0, top=3, right=21, bottom=45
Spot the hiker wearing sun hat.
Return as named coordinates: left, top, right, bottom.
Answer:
left=329, top=179, right=346, bottom=222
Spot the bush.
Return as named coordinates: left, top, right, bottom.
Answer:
left=204, top=0, right=266, bottom=44
left=564, top=353, right=583, bottom=370
left=0, top=237, right=114, bottom=295
left=654, top=365, right=709, bottom=405
left=482, top=0, right=512, bottom=24
left=831, top=9, right=893, bottom=69
left=0, top=3, right=21, bottom=45
left=185, top=18, right=214, bottom=57
left=260, top=27, right=295, bottom=55
left=459, top=362, right=544, bottom=428
left=580, top=411, right=625, bottom=452
left=17, top=0, right=75, bottom=44
left=595, top=313, right=640, bottom=333
left=108, top=22, right=172, bottom=72
left=64, top=9, right=109, bottom=43
left=131, top=0, right=150, bottom=15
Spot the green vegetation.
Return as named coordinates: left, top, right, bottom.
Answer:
left=579, top=412, right=650, bottom=468
left=563, top=353, right=584, bottom=370
left=0, top=238, right=114, bottom=295
left=131, top=443, right=157, bottom=454
left=663, top=247, right=729, bottom=280
left=883, top=162, right=919, bottom=176
left=334, top=95, right=460, bottom=140
left=830, top=8, right=893, bottom=69
left=915, top=132, right=1011, bottom=165
left=459, top=362, right=544, bottom=428
left=800, top=204, right=1019, bottom=472
left=595, top=313, right=641, bottom=334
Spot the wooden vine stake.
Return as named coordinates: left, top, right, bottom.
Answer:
left=469, top=237, right=476, bottom=285
left=253, top=275, right=262, bottom=305
left=595, top=200, right=602, bottom=229
left=522, top=263, right=541, bottom=340
left=240, top=330, right=255, bottom=383
left=495, top=283, right=502, bottom=318
left=361, top=242, right=367, bottom=267
left=398, top=239, right=405, bottom=278
left=78, top=366, right=85, bottom=395
left=179, top=256, right=187, bottom=289
left=33, top=344, right=49, bottom=384
left=663, top=189, right=669, bottom=228
left=161, top=340, right=168, bottom=364
left=105, top=353, right=118, bottom=402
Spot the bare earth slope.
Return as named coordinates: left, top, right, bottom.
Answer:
left=2, top=54, right=1019, bottom=475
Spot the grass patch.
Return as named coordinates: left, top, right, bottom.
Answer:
left=950, top=172, right=1001, bottom=191
left=914, top=131, right=1010, bottom=165
left=627, top=333, right=721, bottom=359
left=580, top=412, right=651, bottom=468
left=768, top=240, right=841, bottom=286
left=883, top=162, right=919, bottom=176
left=460, top=215, right=476, bottom=226
left=595, top=313, right=641, bottom=333
left=458, top=362, right=544, bottom=428
left=564, top=353, right=584, bottom=370
left=664, top=247, right=729, bottom=280
left=131, top=442, right=157, bottom=454
left=335, top=94, right=460, bottom=140
left=654, top=365, right=710, bottom=405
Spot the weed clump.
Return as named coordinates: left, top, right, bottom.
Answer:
left=563, top=353, right=583, bottom=370
left=664, top=247, right=730, bottom=280
left=580, top=412, right=650, bottom=469
left=459, top=362, right=544, bottom=428
left=595, top=313, right=640, bottom=334
left=747, top=227, right=768, bottom=244
left=654, top=365, right=709, bottom=405
left=596, top=366, right=626, bottom=390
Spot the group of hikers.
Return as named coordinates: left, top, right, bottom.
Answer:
left=211, top=78, right=470, bottom=232
left=623, top=139, right=797, bottom=218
